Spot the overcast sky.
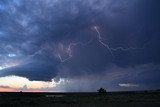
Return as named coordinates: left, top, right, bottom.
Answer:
left=0, top=0, right=160, bottom=92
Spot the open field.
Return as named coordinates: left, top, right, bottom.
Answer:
left=0, top=91, right=160, bottom=107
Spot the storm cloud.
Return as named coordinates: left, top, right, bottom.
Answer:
left=0, top=0, right=160, bottom=91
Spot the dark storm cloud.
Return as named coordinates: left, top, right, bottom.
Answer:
left=0, top=0, right=160, bottom=90
left=0, top=85, right=10, bottom=88
left=56, top=63, right=160, bottom=91
left=0, top=60, right=58, bottom=81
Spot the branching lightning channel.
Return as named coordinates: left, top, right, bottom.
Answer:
left=93, top=26, right=145, bottom=55
left=57, top=40, right=92, bottom=62
left=57, top=25, right=145, bottom=62
left=93, top=26, right=114, bottom=57
left=110, top=46, right=145, bottom=51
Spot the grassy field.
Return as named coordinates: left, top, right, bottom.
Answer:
left=0, top=91, right=160, bottom=107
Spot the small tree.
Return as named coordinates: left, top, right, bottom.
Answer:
left=97, top=88, right=107, bottom=94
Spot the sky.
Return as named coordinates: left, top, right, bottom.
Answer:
left=0, top=0, right=160, bottom=92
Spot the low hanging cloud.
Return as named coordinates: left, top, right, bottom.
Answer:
left=119, top=83, right=139, bottom=88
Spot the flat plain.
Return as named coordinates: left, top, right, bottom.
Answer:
left=0, top=91, right=160, bottom=107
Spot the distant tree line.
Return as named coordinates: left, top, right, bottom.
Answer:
left=97, top=88, right=107, bottom=94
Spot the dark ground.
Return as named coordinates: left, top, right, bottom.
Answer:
left=0, top=91, right=160, bottom=107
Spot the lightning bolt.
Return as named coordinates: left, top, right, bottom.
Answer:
left=110, top=46, right=145, bottom=51
left=57, top=25, right=145, bottom=62
left=93, top=25, right=145, bottom=55
left=93, top=26, right=114, bottom=57
left=57, top=40, right=92, bottom=62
